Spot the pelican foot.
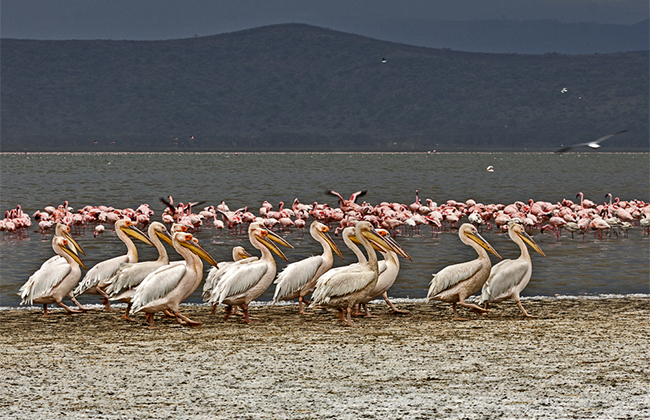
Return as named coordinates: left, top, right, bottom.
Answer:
left=452, top=316, right=469, bottom=321
left=121, top=314, right=137, bottom=322
left=390, top=309, right=410, bottom=315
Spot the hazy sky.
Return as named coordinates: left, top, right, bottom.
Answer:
left=2, top=0, right=648, bottom=40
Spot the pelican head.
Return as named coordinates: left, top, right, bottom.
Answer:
left=461, top=223, right=501, bottom=259
left=174, top=232, right=219, bottom=267
left=351, top=222, right=412, bottom=260
left=150, top=221, right=174, bottom=246
left=54, top=236, right=87, bottom=270
left=508, top=222, right=546, bottom=257
left=313, top=221, right=344, bottom=259
left=171, top=223, right=189, bottom=233
left=249, top=222, right=293, bottom=261
left=234, top=246, right=254, bottom=260
left=55, top=223, right=85, bottom=256
left=116, top=220, right=155, bottom=246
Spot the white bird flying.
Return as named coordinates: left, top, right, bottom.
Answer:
left=479, top=222, right=546, bottom=317
left=554, top=129, right=628, bottom=154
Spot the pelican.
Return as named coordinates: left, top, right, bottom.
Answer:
left=19, top=236, right=88, bottom=316
left=427, top=223, right=501, bottom=320
left=202, top=246, right=256, bottom=314
left=554, top=129, right=628, bottom=154
left=105, top=222, right=174, bottom=320
left=209, top=222, right=293, bottom=323
left=479, top=222, right=546, bottom=317
left=73, top=220, right=154, bottom=310
left=357, top=229, right=412, bottom=316
left=309, top=221, right=406, bottom=326
left=272, top=221, right=343, bottom=314
left=129, top=232, right=219, bottom=327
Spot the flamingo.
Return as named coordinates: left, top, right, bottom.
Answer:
left=209, top=222, right=293, bottom=323
left=479, top=222, right=546, bottom=317
left=129, top=232, right=219, bottom=327
left=73, top=220, right=154, bottom=310
left=427, top=223, right=501, bottom=320
left=272, top=221, right=343, bottom=314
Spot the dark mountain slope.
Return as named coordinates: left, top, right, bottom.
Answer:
left=1, top=24, right=647, bottom=151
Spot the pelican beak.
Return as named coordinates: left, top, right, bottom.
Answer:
left=380, top=232, right=413, bottom=261
left=255, top=230, right=290, bottom=261
left=122, top=223, right=155, bottom=246
left=465, top=230, right=502, bottom=259
left=62, top=230, right=85, bottom=256
left=156, top=229, right=174, bottom=246
left=61, top=240, right=87, bottom=270
left=318, top=228, right=343, bottom=259
left=516, top=230, right=546, bottom=257
left=238, top=249, right=254, bottom=259
left=360, top=227, right=412, bottom=260
left=179, top=236, right=219, bottom=267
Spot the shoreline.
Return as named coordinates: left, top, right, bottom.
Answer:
left=1, top=297, right=649, bottom=419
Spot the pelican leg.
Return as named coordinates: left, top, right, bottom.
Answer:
left=352, top=304, right=365, bottom=316
left=42, top=304, right=52, bottom=317
left=452, top=302, right=469, bottom=321
left=210, top=303, right=217, bottom=315
left=163, top=310, right=175, bottom=318
left=515, top=300, right=535, bottom=318
left=240, top=304, right=258, bottom=324
left=122, top=302, right=136, bottom=321
left=363, top=304, right=380, bottom=318
left=56, top=301, right=82, bottom=315
left=96, top=286, right=118, bottom=312
left=69, top=293, right=91, bottom=312
left=458, top=299, right=488, bottom=314
left=382, top=292, right=409, bottom=315
left=145, top=312, right=160, bottom=328
left=298, top=296, right=313, bottom=315
left=175, top=312, right=202, bottom=327
left=223, top=305, right=233, bottom=321
left=345, top=307, right=356, bottom=327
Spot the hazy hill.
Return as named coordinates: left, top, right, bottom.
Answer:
left=1, top=24, right=648, bottom=151
left=340, top=18, right=650, bottom=54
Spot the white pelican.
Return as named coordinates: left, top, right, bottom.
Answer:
left=272, top=221, right=343, bottom=314
left=73, top=220, right=153, bottom=310
left=427, top=223, right=501, bottom=320
left=129, top=232, right=219, bottom=327
left=209, top=222, right=293, bottom=323
left=479, top=222, right=546, bottom=317
left=105, top=222, right=174, bottom=320
left=357, top=229, right=412, bottom=316
left=19, top=236, right=88, bottom=316
left=309, top=221, right=405, bottom=327
left=202, top=246, right=255, bottom=314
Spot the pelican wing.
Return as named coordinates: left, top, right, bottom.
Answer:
left=129, top=264, right=187, bottom=314
left=272, top=255, right=323, bottom=302
left=74, top=255, right=128, bottom=295
left=213, top=260, right=269, bottom=305
left=19, top=258, right=71, bottom=304
left=427, top=259, right=483, bottom=299
left=480, top=259, right=530, bottom=302
left=105, top=260, right=167, bottom=296
left=203, top=261, right=237, bottom=299
left=311, top=265, right=375, bottom=305
left=377, top=260, right=388, bottom=276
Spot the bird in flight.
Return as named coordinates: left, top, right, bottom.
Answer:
left=555, top=130, right=628, bottom=154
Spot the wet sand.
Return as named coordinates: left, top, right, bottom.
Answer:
left=1, top=297, right=649, bottom=419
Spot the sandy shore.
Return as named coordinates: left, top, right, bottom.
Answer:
left=1, top=297, right=649, bottom=419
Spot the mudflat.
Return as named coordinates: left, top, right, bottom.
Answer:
left=1, top=297, right=648, bottom=419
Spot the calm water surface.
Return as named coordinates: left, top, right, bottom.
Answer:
left=1, top=152, right=648, bottom=308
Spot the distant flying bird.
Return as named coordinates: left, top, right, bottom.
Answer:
left=486, top=166, right=494, bottom=172
left=555, top=130, right=628, bottom=154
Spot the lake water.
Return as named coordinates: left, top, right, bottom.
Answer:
left=1, top=152, right=648, bottom=308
